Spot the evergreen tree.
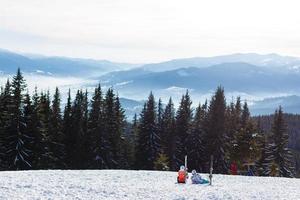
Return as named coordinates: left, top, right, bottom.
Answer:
left=256, top=134, right=270, bottom=176
left=130, top=114, right=139, bottom=169
left=157, top=98, right=163, bottom=145
left=136, top=92, right=159, bottom=170
left=236, top=102, right=254, bottom=164
left=63, top=89, right=73, bottom=168
left=160, top=98, right=176, bottom=170
left=0, top=80, right=13, bottom=169
left=269, top=107, right=294, bottom=177
left=69, top=90, right=88, bottom=169
left=154, top=153, right=170, bottom=171
left=29, top=87, right=40, bottom=169
left=115, top=95, right=127, bottom=168
left=6, top=69, right=31, bottom=170
left=187, top=103, right=205, bottom=171
left=49, top=87, right=65, bottom=168
left=174, top=91, right=193, bottom=169
left=205, top=87, right=227, bottom=174
left=102, top=88, right=119, bottom=168
left=35, top=91, right=55, bottom=169
left=226, top=97, right=242, bottom=163
left=88, top=84, right=104, bottom=168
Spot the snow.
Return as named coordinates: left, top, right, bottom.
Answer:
left=0, top=170, right=299, bottom=200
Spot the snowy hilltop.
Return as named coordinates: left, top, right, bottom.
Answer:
left=0, top=170, right=299, bottom=200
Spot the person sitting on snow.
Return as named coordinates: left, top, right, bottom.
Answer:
left=191, top=170, right=207, bottom=184
left=177, top=165, right=188, bottom=183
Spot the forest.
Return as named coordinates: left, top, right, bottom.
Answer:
left=0, top=69, right=296, bottom=177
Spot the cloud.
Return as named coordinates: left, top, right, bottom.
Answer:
left=1, top=0, right=300, bottom=62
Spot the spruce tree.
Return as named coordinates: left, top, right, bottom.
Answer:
left=160, top=98, right=176, bottom=170
left=49, top=87, right=65, bottom=168
left=205, top=87, right=227, bottom=174
left=0, top=80, right=13, bottom=170
left=187, top=103, right=205, bottom=171
left=226, top=97, right=242, bottom=163
left=88, top=84, right=104, bottom=168
left=157, top=98, right=163, bottom=145
left=115, top=95, right=127, bottom=168
left=102, top=88, right=119, bottom=168
left=174, top=91, right=192, bottom=169
left=29, top=87, right=40, bottom=169
left=7, top=69, right=31, bottom=170
left=63, top=89, right=73, bottom=168
left=136, top=92, right=159, bottom=170
left=236, top=102, right=254, bottom=164
left=69, top=90, right=88, bottom=169
left=270, top=107, right=294, bottom=177
left=35, top=91, right=55, bottom=169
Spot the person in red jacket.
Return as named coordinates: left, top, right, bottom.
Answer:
left=230, top=161, right=238, bottom=175
left=177, top=165, right=188, bottom=183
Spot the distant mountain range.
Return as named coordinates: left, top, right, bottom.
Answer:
left=0, top=49, right=140, bottom=76
left=1, top=48, right=300, bottom=116
left=99, top=62, right=300, bottom=98
left=250, top=95, right=300, bottom=115
left=120, top=95, right=300, bottom=119
left=139, top=53, right=300, bottom=72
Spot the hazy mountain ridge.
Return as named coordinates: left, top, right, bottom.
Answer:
left=1, top=49, right=300, bottom=116
left=120, top=95, right=300, bottom=119
left=0, top=49, right=140, bottom=76
left=100, top=62, right=300, bottom=94
left=139, top=53, right=300, bottom=72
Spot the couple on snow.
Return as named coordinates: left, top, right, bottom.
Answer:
left=177, top=166, right=209, bottom=184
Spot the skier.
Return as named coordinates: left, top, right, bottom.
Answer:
left=191, top=170, right=209, bottom=184
left=177, top=165, right=188, bottom=183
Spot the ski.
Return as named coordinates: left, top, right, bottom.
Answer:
left=209, top=155, right=213, bottom=186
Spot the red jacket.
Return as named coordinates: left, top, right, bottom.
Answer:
left=178, top=170, right=187, bottom=183
left=230, top=163, right=238, bottom=175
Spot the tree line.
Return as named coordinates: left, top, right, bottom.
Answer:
left=0, top=69, right=295, bottom=177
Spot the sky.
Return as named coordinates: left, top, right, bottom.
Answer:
left=1, top=0, right=300, bottom=63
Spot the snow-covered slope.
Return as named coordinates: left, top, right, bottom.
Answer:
left=0, top=170, right=299, bottom=200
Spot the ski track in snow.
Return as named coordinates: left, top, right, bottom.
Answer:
left=0, top=170, right=299, bottom=200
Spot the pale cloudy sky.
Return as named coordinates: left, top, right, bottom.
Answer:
left=1, top=0, right=300, bottom=63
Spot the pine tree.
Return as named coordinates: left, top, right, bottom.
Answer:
left=136, top=92, right=159, bottom=170
left=187, top=103, right=205, bottom=171
left=160, top=98, right=176, bottom=170
left=226, top=97, right=242, bottom=163
left=29, top=87, right=40, bottom=169
left=35, top=91, right=55, bottom=169
left=154, top=153, right=170, bottom=171
left=130, top=114, right=139, bottom=169
left=69, top=90, right=88, bottom=169
left=63, top=89, right=73, bottom=168
left=115, top=95, right=127, bottom=168
left=0, top=80, right=13, bottom=170
left=22, top=92, right=36, bottom=169
left=7, top=69, right=31, bottom=170
left=157, top=98, right=163, bottom=144
left=269, top=107, right=294, bottom=177
left=205, top=87, right=227, bottom=174
left=102, top=88, right=119, bottom=168
left=256, top=134, right=270, bottom=176
left=49, top=87, right=65, bottom=168
left=236, top=102, right=254, bottom=164
left=174, top=91, right=193, bottom=169
left=88, top=84, right=104, bottom=168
